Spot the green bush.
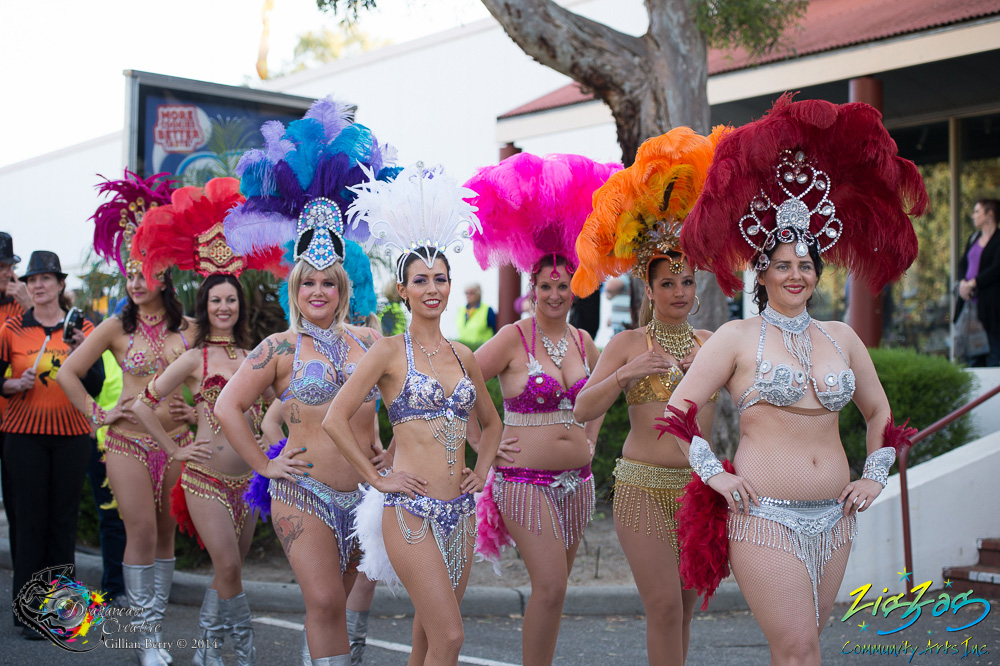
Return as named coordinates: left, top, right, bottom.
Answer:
left=838, top=348, right=975, bottom=477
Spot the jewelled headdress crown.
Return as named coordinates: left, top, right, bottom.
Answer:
left=348, top=162, right=481, bottom=284
left=682, top=96, right=927, bottom=296
left=740, top=149, right=842, bottom=272
left=572, top=126, right=721, bottom=296
left=294, top=198, right=347, bottom=270
left=134, top=177, right=286, bottom=286
left=91, top=170, right=176, bottom=276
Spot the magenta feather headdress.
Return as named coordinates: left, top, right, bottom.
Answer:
left=464, top=153, right=621, bottom=275
left=90, top=170, right=177, bottom=275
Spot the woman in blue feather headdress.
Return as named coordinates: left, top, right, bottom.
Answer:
left=215, top=98, right=396, bottom=666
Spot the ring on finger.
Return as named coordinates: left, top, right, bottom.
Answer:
left=731, top=490, right=742, bottom=503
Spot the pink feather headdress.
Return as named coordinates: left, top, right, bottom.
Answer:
left=464, top=153, right=621, bottom=277
left=90, top=170, right=177, bottom=275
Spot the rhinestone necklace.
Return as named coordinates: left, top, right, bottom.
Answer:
left=301, top=318, right=349, bottom=369
left=205, top=334, right=237, bottom=360
left=536, top=317, right=569, bottom=369
left=762, top=305, right=813, bottom=383
left=412, top=334, right=444, bottom=380
left=647, top=318, right=695, bottom=360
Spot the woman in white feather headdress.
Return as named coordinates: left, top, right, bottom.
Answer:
left=324, top=163, right=502, bottom=666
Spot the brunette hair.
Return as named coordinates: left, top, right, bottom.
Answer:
left=398, top=250, right=452, bottom=311
left=286, top=258, right=351, bottom=333
left=977, top=198, right=999, bottom=222
left=120, top=271, right=185, bottom=334
left=752, top=242, right=824, bottom=313
left=193, top=274, right=249, bottom=349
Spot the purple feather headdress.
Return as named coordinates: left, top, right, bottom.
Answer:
left=463, top=153, right=621, bottom=277
left=90, top=170, right=176, bottom=275
left=224, top=97, right=395, bottom=262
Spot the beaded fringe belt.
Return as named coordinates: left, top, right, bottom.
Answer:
left=612, top=458, right=692, bottom=557
left=104, top=426, right=192, bottom=512
left=269, top=476, right=362, bottom=574
left=729, top=497, right=857, bottom=626
left=502, top=409, right=584, bottom=430
left=493, top=464, right=595, bottom=548
left=386, top=492, right=477, bottom=590
left=180, top=462, right=252, bottom=538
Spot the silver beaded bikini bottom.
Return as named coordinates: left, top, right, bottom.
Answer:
left=269, top=476, right=362, bottom=574
left=384, top=492, right=477, bottom=589
left=729, top=496, right=857, bottom=626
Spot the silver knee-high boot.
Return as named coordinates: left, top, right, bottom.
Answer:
left=192, top=589, right=225, bottom=666
left=345, top=610, right=370, bottom=666
left=301, top=628, right=312, bottom=666
left=310, top=656, right=351, bottom=666
left=152, top=558, right=175, bottom=665
left=220, top=592, right=257, bottom=666
left=122, top=564, right=167, bottom=666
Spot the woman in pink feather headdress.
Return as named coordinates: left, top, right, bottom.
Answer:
left=464, top=152, right=618, bottom=666
left=661, top=96, right=926, bottom=664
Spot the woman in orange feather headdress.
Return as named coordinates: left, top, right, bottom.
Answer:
left=572, top=126, right=723, bottom=665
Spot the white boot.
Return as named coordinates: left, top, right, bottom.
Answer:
left=311, top=656, right=351, bottom=666
left=345, top=610, right=370, bottom=666
left=220, top=592, right=257, bottom=666
left=301, top=628, right=312, bottom=666
left=122, top=564, right=167, bottom=666
left=152, top=558, right=175, bottom=665
left=192, top=589, right=225, bottom=666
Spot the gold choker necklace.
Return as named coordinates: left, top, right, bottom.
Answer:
left=647, top=318, right=695, bottom=360
left=138, top=310, right=166, bottom=327
left=206, top=335, right=237, bottom=359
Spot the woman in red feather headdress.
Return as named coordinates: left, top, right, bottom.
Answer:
left=660, top=96, right=926, bottom=664
left=127, top=176, right=285, bottom=666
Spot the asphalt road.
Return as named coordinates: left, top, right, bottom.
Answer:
left=2, top=567, right=996, bottom=665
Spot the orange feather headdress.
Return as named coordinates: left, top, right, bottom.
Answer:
left=571, top=126, right=726, bottom=296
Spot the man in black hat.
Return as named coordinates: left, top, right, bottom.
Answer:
left=0, top=232, right=27, bottom=575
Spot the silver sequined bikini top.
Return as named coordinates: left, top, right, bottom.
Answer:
left=737, top=309, right=855, bottom=413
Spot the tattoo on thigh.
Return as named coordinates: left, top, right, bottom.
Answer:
left=275, top=515, right=304, bottom=555
left=247, top=339, right=275, bottom=369
left=289, top=404, right=301, bottom=424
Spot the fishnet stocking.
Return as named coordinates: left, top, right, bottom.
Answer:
left=271, top=500, right=354, bottom=658
left=382, top=506, right=472, bottom=666
left=614, top=485, right=698, bottom=665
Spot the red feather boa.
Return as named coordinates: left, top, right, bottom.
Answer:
left=882, top=412, right=917, bottom=455
left=676, top=459, right=735, bottom=610
left=170, top=472, right=205, bottom=550
left=654, top=400, right=702, bottom=443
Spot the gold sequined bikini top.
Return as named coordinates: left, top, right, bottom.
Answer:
left=625, top=330, right=719, bottom=405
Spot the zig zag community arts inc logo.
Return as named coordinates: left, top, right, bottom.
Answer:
left=12, top=564, right=110, bottom=652
left=839, top=570, right=992, bottom=660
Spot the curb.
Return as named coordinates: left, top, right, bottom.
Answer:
left=0, top=529, right=747, bottom=617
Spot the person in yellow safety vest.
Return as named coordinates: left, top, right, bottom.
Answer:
left=457, top=283, right=496, bottom=347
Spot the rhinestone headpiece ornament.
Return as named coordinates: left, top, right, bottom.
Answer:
left=740, top=149, right=842, bottom=272
left=195, top=223, right=244, bottom=277
left=347, top=162, right=481, bottom=284
left=90, top=170, right=176, bottom=276
left=295, top=198, right=347, bottom=270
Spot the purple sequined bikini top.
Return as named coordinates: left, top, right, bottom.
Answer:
left=503, top=321, right=588, bottom=415
left=387, top=332, right=476, bottom=426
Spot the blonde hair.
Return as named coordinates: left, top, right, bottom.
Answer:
left=287, top=259, right=352, bottom=334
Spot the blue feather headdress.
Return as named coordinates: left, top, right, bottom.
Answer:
left=224, top=96, right=398, bottom=269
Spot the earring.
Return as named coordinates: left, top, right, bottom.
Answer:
left=649, top=301, right=654, bottom=315
left=690, top=295, right=701, bottom=316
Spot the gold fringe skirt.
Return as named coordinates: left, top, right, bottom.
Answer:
left=612, top=457, right=692, bottom=558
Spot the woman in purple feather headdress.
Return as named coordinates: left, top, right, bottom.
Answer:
left=58, top=171, right=200, bottom=666
left=215, top=99, right=391, bottom=666
left=463, top=153, right=618, bottom=666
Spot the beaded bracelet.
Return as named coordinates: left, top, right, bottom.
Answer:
left=861, top=447, right=895, bottom=487
left=85, top=396, right=107, bottom=427
left=138, top=378, right=165, bottom=410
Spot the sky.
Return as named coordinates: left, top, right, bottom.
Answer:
left=1, top=0, right=491, bottom=168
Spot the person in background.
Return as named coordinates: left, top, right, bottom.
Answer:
left=0, top=232, right=27, bottom=575
left=456, top=283, right=496, bottom=347
left=956, top=198, right=1000, bottom=366
left=380, top=280, right=407, bottom=337
left=0, top=251, right=104, bottom=639
left=605, top=274, right=633, bottom=335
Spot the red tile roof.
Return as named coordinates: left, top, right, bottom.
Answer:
left=499, top=0, right=1000, bottom=119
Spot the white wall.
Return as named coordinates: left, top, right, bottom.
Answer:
left=0, top=133, right=123, bottom=288
left=838, top=430, right=1000, bottom=602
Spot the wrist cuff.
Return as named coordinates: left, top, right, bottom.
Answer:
left=689, top=436, right=724, bottom=482
left=861, top=447, right=895, bottom=487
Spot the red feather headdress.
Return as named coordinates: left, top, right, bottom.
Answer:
left=682, top=95, right=927, bottom=296
left=133, top=177, right=287, bottom=288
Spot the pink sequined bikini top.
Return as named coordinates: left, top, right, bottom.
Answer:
left=503, top=321, right=588, bottom=415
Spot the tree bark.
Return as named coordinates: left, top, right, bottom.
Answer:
left=481, top=0, right=710, bottom=164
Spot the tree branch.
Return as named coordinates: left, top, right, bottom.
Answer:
left=479, top=0, right=646, bottom=96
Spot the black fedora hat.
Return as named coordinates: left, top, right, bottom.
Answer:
left=0, top=232, right=19, bottom=265
left=20, top=251, right=67, bottom=281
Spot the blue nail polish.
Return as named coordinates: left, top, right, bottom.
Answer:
left=303, top=471, right=310, bottom=477
left=301, top=447, right=307, bottom=452
left=307, top=463, right=313, bottom=468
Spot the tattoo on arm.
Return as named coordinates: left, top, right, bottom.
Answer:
left=248, top=339, right=275, bottom=370
left=274, top=514, right=304, bottom=556
left=289, top=403, right=301, bottom=424
left=274, top=339, right=294, bottom=356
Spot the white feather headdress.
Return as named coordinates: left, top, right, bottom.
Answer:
left=347, top=162, right=481, bottom=282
